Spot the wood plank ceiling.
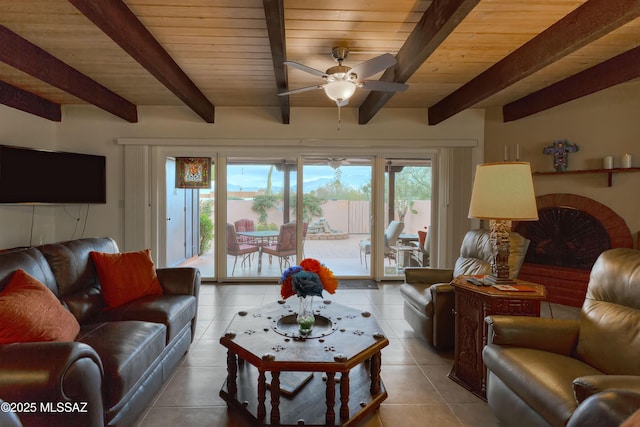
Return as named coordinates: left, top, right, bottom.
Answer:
left=0, top=0, right=639, bottom=125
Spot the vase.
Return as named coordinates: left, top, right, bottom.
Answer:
left=297, top=296, right=315, bottom=335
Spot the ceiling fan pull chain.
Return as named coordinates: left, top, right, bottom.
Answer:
left=337, top=103, right=342, bottom=132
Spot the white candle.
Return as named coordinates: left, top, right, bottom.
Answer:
left=604, top=156, right=613, bottom=169
left=504, top=146, right=508, bottom=161
left=516, top=144, right=520, bottom=161
left=622, top=154, right=632, bottom=168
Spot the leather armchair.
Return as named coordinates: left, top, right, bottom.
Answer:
left=483, top=248, right=640, bottom=427
left=400, top=229, right=529, bottom=350
left=567, top=390, right=640, bottom=427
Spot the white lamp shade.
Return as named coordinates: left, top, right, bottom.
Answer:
left=324, top=80, right=357, bottom=102
left=468, top=162, right=539, bottom=221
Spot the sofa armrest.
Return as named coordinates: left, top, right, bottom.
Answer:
left=404, top=267, right=454, bottom=285
left=568, top=390, right=640, bottom=427
left=0, top=342, right=104, bottom=427
left=573, top=375, right=640, bottom=403
left=485, top=315, right=580, bottom=355
left=156, top=267, right=200, bottom=297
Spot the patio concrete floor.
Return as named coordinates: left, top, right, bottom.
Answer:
left=181, top=234, right=413, bottom=281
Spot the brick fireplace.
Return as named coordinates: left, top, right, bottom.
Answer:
left=514, top=193, right=633, bottom=307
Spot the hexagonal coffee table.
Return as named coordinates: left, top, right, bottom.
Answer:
left=219, top=299, right=389, bottom=426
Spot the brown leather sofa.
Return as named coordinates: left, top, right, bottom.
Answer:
left=400, top=229, right=529, bottom=350
left=0, top=237, right=200, bottom=427
left=483, top=248, right=640, bottom=427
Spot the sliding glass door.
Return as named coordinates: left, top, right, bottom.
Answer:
left=224, top=158, right=297, bottom=279
left=169, top=153, right=433, bottom=282
left=301, top=157, right=372, bottom=277
left=382, top=158, right=432, bottom=278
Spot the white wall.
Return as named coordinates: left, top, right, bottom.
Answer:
left=485, top=80, right=640, bottom=243
left=0, top=107, right=58, bottom=247
left=0, top=104, right=485, bottom=266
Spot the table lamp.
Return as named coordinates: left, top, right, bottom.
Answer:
left=468, top=162, right=538, bottom=284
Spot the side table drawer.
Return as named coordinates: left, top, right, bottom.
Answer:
left=492, top=298, right=541, bottom=316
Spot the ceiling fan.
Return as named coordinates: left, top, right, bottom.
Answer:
left=326, top=158, right=350, bottom=169
left=279, top=47, right=409, bottom=107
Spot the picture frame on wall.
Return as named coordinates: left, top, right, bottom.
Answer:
left=175, top=157, right=211, bottom=189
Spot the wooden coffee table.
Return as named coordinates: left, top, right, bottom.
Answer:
left=219, top=300, right=389, bottom=426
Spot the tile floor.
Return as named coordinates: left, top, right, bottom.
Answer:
left=135, top=282, right=580, bottom=427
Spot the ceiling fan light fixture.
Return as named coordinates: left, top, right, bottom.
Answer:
left=328, top=159, right=343, bottom=169
left=324, top=80, right=357, bottom=103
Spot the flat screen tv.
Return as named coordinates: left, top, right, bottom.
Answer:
left=0, top=145, right=106, bottom=204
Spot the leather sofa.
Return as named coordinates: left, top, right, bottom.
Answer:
left=0, top=237, right=200, bottom=427
left=566, top=390, right=640, bottom=427
left=400, top=229, right=529, bottom=350
left=483, top=248, right=640, bottom=427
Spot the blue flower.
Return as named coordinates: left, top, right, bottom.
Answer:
left=292, top=271, right=324, bottom=298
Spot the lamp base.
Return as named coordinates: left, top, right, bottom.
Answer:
left=489, top=219, right=513, bottom=283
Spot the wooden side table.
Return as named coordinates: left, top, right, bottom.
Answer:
left=448, top=275, right=547, bottom=400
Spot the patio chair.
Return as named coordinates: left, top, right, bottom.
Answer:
left=262, top=222, right=297, bottom=272
left=227, top=223, right=259, bottom=276
left=359, top=220, right=405, bottom=269
left=234, top=218, right=255, bottom=244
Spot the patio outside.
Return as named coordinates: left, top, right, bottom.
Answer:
left=182, top=199, right=431, bottom=280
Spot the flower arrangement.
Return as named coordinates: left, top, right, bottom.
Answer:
left=279, top=258, right=339, bottom=299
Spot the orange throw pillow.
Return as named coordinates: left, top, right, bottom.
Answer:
left=90, top=249, right=163, bottom=309
left=0, top=269, right=80, bottom=344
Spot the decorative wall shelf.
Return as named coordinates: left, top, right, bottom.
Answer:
left=533, top=167, right=640, bottom=187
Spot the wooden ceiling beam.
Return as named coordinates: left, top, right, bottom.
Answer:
left=503, top=46, right=640, bottom=122
left=428, top=0, right=640, bottom=125
left=358, top=0, right=480, bottom=124
left=263, top=0, right=290, bottom=124
left=0, top=25, right=137, bottom=123
left=0, top=80, right=61, bottom=121
left=68, top=0, right=214, bottom=123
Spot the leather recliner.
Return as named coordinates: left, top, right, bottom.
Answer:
left=400, top=229, right=530, bottom=350
left=483, top=248, right=640, bottom=427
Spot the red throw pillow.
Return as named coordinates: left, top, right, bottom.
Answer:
left=90, top=249, right=163, bottom=309
left=0, top=269, right=80, bottom=344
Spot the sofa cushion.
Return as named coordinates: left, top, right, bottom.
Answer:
left=76, top=320, right=166, bottom=410
left=38, top=237, right=119, bottom=323
left=483, top=344, right=603, bottom=426
left=0, top=248, right=58, bottom=295
left=577, top=300, right=640, bottom=375
left=98, top=295, right=196, bottom=344
left=90, top=249, right=163, bottom=309
left=0, top=269, right=80, bottom=344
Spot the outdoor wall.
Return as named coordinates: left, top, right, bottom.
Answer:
left=484, top=80, right=640, bottom=245
left=226, top=199, right=432, bottom=236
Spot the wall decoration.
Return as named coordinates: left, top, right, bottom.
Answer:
left=543, top=139, right=579, bottom=172
left=175, top=157, right=211, bottom=189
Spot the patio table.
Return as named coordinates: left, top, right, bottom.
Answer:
left=236, top=230, right=279, bottom=272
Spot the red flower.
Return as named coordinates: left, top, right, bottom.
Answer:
left=280, top=276, right=295, bottom=299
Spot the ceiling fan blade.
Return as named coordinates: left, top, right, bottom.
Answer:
left=284, top=61, right=327, bottom=78
left=278, top=85, right=325, bottom=96
left=348, top=53, right=396, bottom=80
left=360, top=80, right=409, bottom=93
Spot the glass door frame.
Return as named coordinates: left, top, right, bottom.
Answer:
left=150, top=146, right=444, bottom=282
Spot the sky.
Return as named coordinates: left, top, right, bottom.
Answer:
left=225, top=164, right=371, bottom=192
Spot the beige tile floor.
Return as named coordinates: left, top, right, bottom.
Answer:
left=135, top=282, right=580, bottom=427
